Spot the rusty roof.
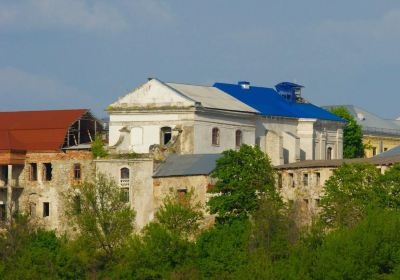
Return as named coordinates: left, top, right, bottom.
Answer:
left=0, top=109, right=88, bottom=152
left=274, top=154, right=400, bottom=170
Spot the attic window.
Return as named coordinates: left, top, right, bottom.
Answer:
left=160, top=127, right=172, bottom=145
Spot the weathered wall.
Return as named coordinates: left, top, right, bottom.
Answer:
left=17, top=150, right=93, bottom=232
left=94, top=158, right=154, bottom=230
left=363, top=135, right=400, bottom=158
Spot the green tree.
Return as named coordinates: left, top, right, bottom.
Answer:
left=320, top=163, right=381, bottom=228
left=65, top=173, right=135, bottom=261
left=155, top=190, right=203, bottom=238
left=208, top=144, right=278, bottom=224
left=330, top=106, right=364, bottom=158
left=377, top=164, right=400, bottom=209
left=91, top=134, right=108, bottom=158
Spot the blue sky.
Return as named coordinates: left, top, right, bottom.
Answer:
left=1, top=0, right=399, bottom=119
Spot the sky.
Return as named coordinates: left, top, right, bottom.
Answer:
left=1, top=0, right=400, bottom=119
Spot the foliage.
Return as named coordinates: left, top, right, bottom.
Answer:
left=65, top=173, right=135, bottom=261
left=320, top=163, right=381, bottom=228
left=208, top=144, right=278, bottom=224
left=91, top=134, right=108, bottom=158
left=155, top=189, right=204, bottom=238
left=330, top=106, right=364, bottom=158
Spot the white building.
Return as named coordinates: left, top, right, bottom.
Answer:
left=107, top=78, right=345, bottom=165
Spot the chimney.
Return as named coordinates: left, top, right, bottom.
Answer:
left=238, top=81, right=250, bottom=89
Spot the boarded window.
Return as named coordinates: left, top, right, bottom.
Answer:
left=43, top=163, right=52, bottom=181
left=235, top=130, right=242, bottom=148
left=212, top=128, right=220, bottom=146
left=73, top=164, right=81, bottom=180
left=30, top=163, right=37, bottom=181
left=160, top=127, right=172, bottom=145
left=43, top=202, right=50, bottom=217
left=120, top=167, right=130, bottom=187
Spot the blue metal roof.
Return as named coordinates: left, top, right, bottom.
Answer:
left=213, top=82, right=345, bottom=122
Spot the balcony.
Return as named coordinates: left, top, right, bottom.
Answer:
left=120, top=178, right=130, bottom=187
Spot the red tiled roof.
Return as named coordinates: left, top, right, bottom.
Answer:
left=0, top=109, right=88, bottom=151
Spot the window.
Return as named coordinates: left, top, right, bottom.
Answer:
left=30, top=163, right=37, bottom=181
left=315, top=199, right=320, bottom=207
left=289, top=173, right=295, bottom=188
left=303, top=173, right=309, bottom=187
left=384, top=147, right=388, bottom=152
left=303, top=199, right=309, bottom=205
left=212, top=128, right=220, bottom=146
left=120, top=167, right=130, bottom=187
left=316, top=172, right=321, bottom=186
left=43, top=163, right=52, bottom=181
left=177, top=189, right=187, bottom=204
left=43, top=202, right=50, bottom=217
left=29, top=203, right=36, bottom=217
left=235, top=130, right=242, bottom=148
left=73, top=196, right=81, bottom=214
left=160, top=127, right=172, bottom=145
left=0, top=204, right=6, bottom=221
left=121, top=189, right=129, bottom=203
left=327, top=147, right=332, bottom=160
left=73, top=164, right=81, bottom=180
left=372, top=147, right=377, bottom=156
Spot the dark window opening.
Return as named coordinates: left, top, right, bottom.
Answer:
left=30, top=163, right=37, bottom=181
left=384, top=147, right=388, bottom=152
left=278, top=174, right=283, bottom=189
left=43, top=163, right=52, bottom=181
left=316, top=172, right=321, bottom=186
left=121, top=189, right=129, bottom=203
left=327, top=147, right=332, bottom=160
left=0, top=204, right=6, bottom=221
left=304, top=199, right=309, bottom=205
left=289, top=173, right=294, bottom=188
left=212, top=128, right=220, bottom=146
left=120, top=167, right=130, bottom=186
left=177, top=189, right=187, bottom=204
left=160, top=127, right=172, bottom=145
left=315, top=199, right=320, bottom=207
left=235, top=130, right=242, bottom=148
left=372, top=147, right=377, bottom=156
left=43, top=202, right=50, bottom=217
left=73, top=164, right=81, bottom=180
left=303, top=173, right=309, bottom=187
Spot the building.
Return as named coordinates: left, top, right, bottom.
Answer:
left=0, top=109, right=102, bottom=231
left=108, top=78, right=345, bottom=165
left=323, top=105, right=400, bottom=158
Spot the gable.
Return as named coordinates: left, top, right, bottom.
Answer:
left=108, top=79, right=195, bottom=110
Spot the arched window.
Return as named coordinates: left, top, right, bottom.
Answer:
left=212, top=128, right=220, bottom=146
left=327, top=147, right=333, bottom=160
left=235, top=130, right=242, bottom=148
left=160, top=127, right=172, bottom=145
left=120, top=167, right=130, bottom=187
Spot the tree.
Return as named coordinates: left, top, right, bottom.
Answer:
left=65, top=173, right=135, bottom=261
left=320, top=163, right=381, bottom=228
left=330, top=107, right=364, bottom=158
left=155, top=190, right=203, bottom=238
left=91, top=134, right=108, bottom=158
left=377, top=164, right=400, bottom=209
left=208, top=144, right=278, bottom=224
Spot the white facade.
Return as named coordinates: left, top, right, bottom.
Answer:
left=107, top=78, right=344, bottom=164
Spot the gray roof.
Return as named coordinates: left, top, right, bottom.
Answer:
left=166, top=82, right=258, bottom=113
left=275, top=154, right=400, bottom=170
left=374, top=145, right=400, bottom=158
left=153, top=153, right=222, bottom=178
left=323, top=105, right=400, bottom=137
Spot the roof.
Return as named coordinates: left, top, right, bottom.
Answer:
left=153, top=153, right=222, bottom=178
left=166, top=82, right=258, bottom=113
left=0, top=109, right=88, bottom=151
left=213, top=83, right=344, bottom=122
left=275, top=154, right=400, bottom=170
left=323, top=105, right=400, bottom=136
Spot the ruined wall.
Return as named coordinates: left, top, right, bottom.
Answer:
left=18, top=150, right=93, bottom=233
left=94, top=158, right=154, bottom=230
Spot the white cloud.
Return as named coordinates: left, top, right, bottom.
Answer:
left=0, top=67, right=93, bottom=111
left=0, top=0, right=128, bottom=32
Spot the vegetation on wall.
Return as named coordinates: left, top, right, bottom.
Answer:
left=91, top=134, right=108, bottom=158
left=330, top=106, right=365, bottom=158
left=2, top=146, right=400, bottom=279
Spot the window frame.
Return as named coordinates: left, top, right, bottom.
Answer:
left=160, top=126, right=172, bottom=145
left=212, top=127, right=220, bottom=146
left=235, top=130, right=243, bottom=148
left=73, top=163, right=82, bottom=180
